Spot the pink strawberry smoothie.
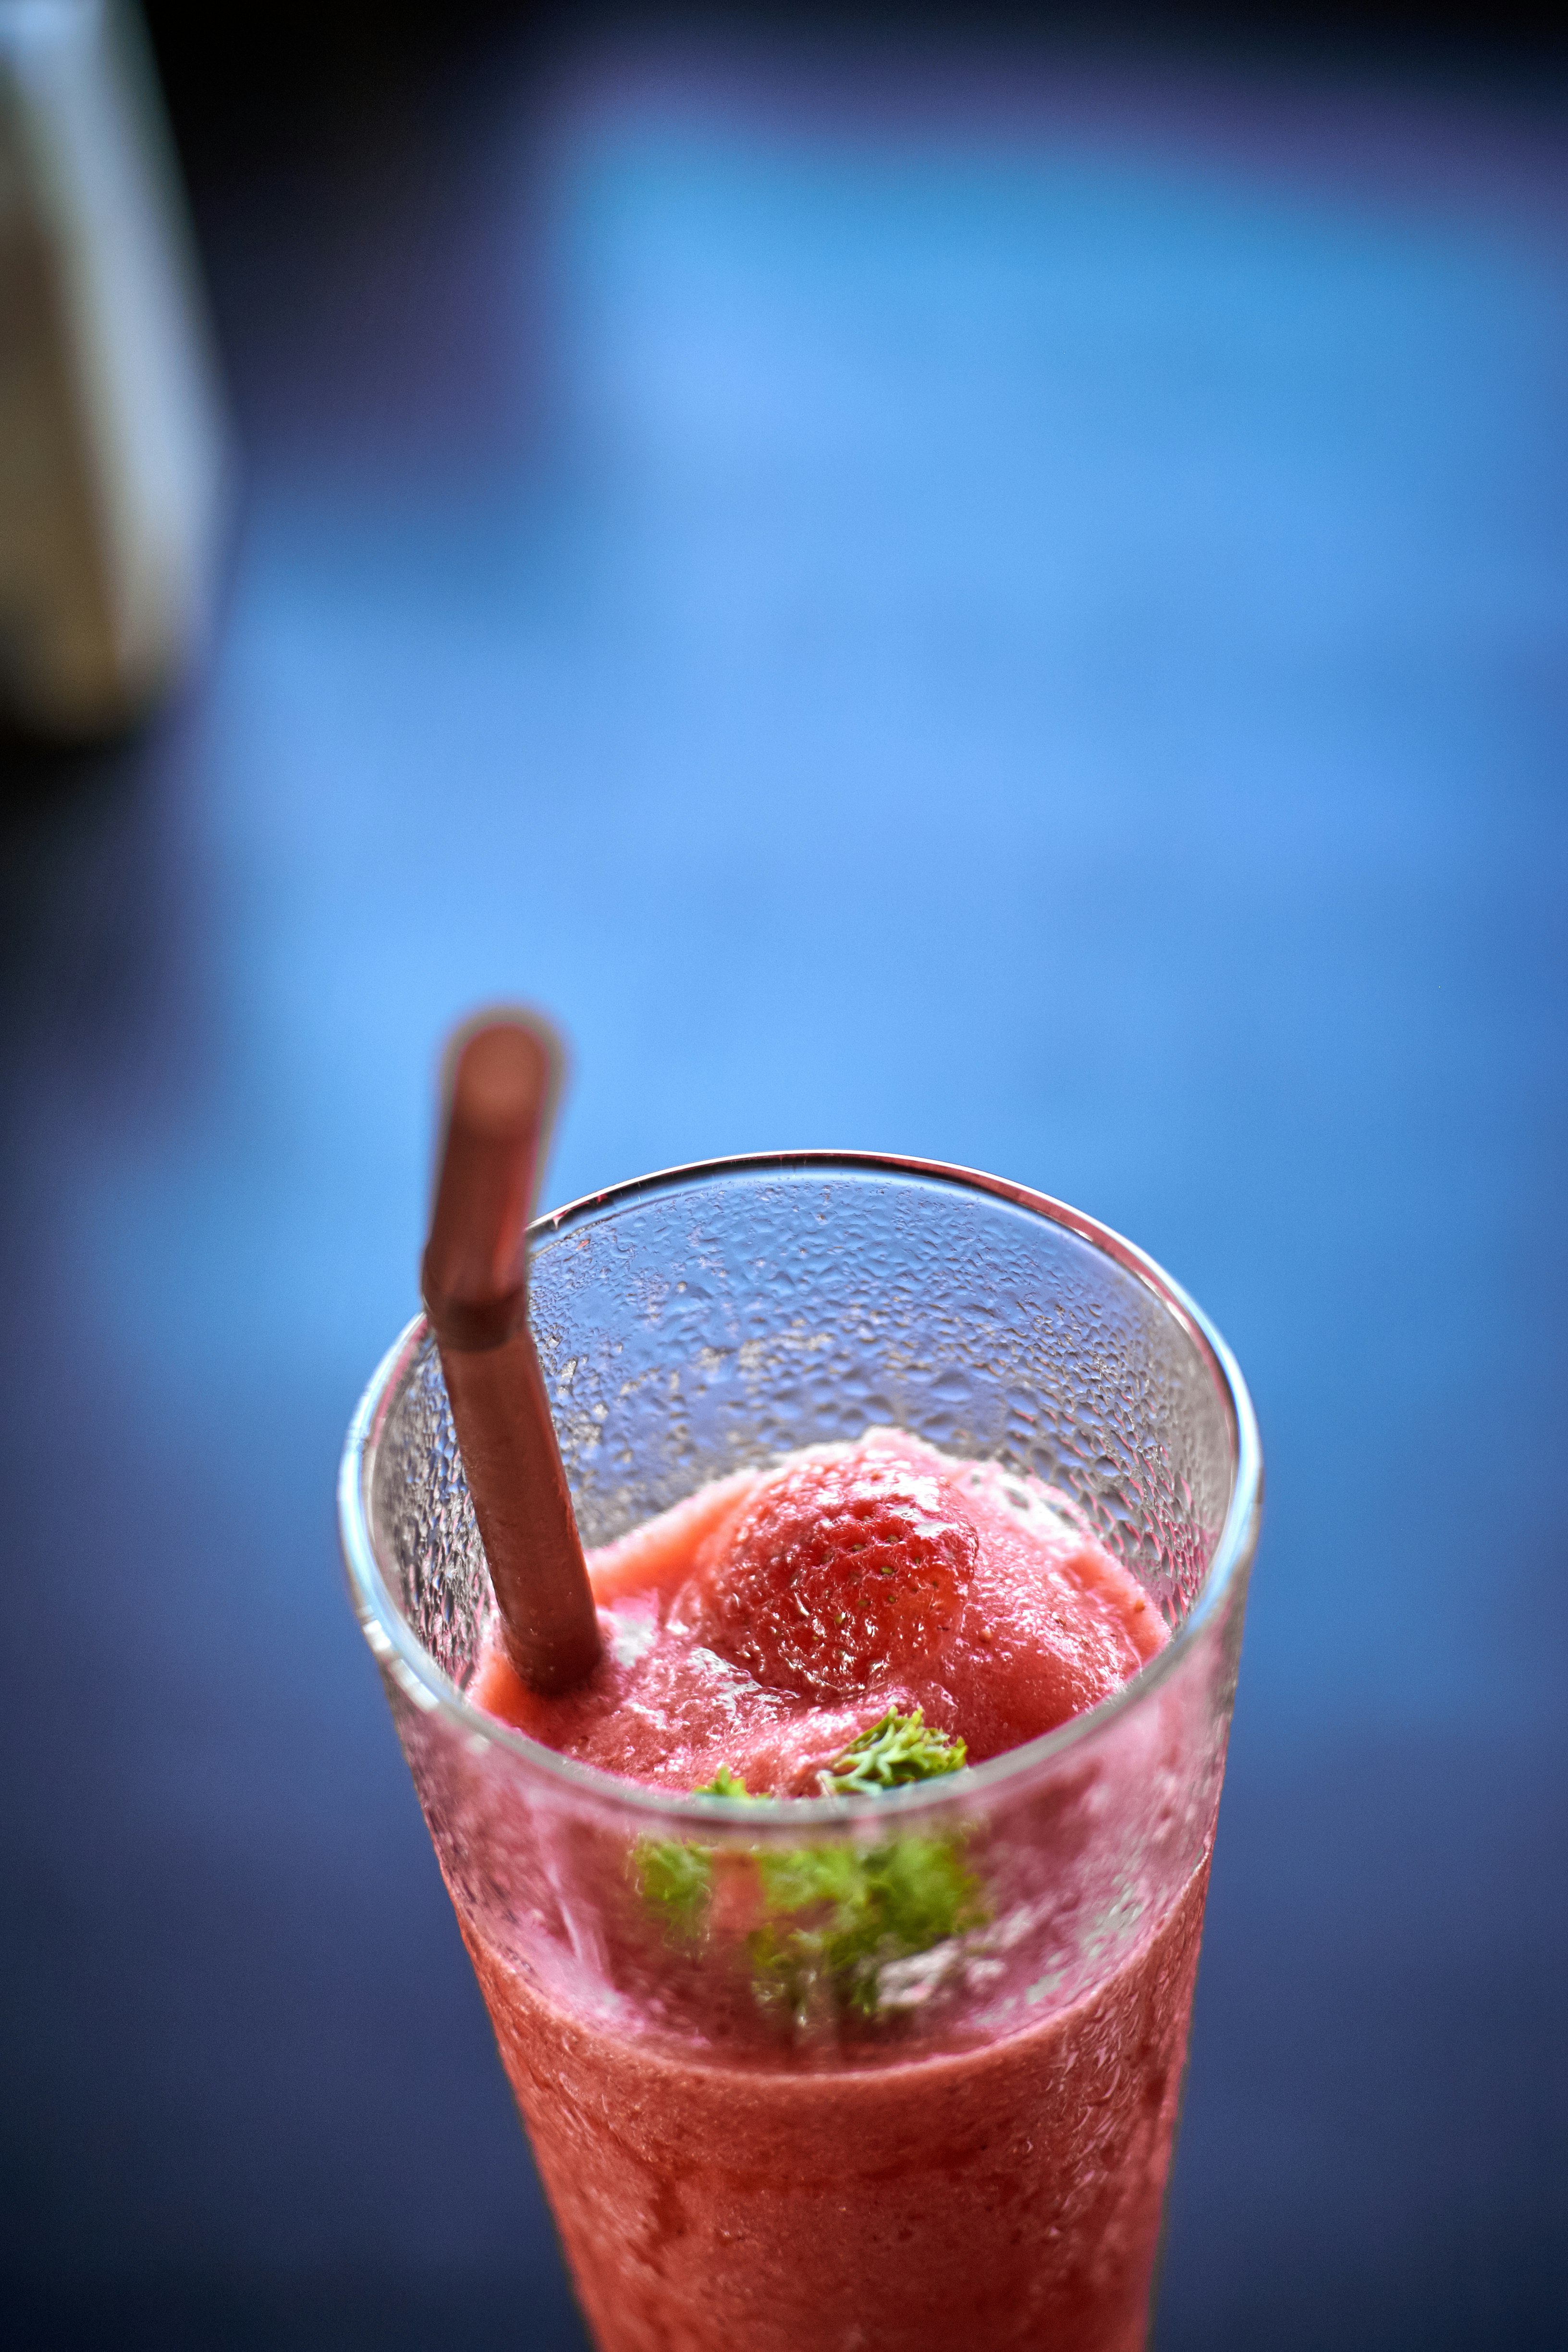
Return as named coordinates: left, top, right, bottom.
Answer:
left=470, top=1428, right=1165, bottom=1786
left=462, top=1433, right=1201, bottom=2352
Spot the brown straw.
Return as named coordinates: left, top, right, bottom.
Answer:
left=420, top=1010, right=600, bottom=1695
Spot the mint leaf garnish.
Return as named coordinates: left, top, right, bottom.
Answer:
left=752, top=1828, right=984, bottom=2022
left=636, top=1767, right=760, bottom=1927
left=820, top=1705, right=967, bottom=1794
left=633, top=1711, right=985, bottom=2024
left=636, top=1834, right=713, bottom=1936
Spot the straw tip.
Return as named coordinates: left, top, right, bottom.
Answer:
left=446, top=1009, right=564, bottom=1144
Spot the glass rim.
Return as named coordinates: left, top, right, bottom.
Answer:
left=338, top=1150, right=1262, bottom=1832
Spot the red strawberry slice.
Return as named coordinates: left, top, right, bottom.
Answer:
left=698, top=1449, right=978, bottom=1699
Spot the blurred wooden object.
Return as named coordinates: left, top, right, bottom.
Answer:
left=0, top=0, right=228, bottom=741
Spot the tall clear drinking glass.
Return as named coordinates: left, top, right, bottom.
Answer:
left=339, top=1154, right=1261, bottom=2352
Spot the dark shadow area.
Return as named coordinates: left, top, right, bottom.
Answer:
left=6, top=2272, right=588, bottom=2352
left=0, top=720, right=207, bottom=1131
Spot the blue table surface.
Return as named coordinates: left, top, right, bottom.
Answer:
left=2, top=26, right=1564, bottom=2349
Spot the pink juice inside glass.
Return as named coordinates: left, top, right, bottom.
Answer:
left=342, top=1158, right=1260, bottom=2352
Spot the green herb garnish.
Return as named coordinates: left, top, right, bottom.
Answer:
left=751, top=1827, right=984, bottom=2022
left=634, top=1709, right=986, bottom=2027
left=819, top=1705, right=967, bottom=1794
left=635, top=1833, right=713, bottom=1935
left=633, top=1767, right=757, bottom=1936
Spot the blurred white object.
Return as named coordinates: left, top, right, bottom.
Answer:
left=0, top=0, right=228, bottom=739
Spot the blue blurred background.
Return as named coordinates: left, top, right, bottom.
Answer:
left=3, top=4, right=1564, bottom=2344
